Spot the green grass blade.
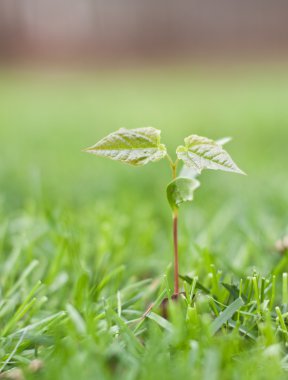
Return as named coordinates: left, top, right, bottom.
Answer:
left=211, top=297, right=244, bottom=335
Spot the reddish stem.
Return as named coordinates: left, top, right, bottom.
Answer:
left=173, top=210, right=179, bottom=295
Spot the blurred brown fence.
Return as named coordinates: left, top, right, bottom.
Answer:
left=0, top=0, right=287, bottom=62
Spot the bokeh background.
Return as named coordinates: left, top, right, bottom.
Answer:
left=0, top=0, right=288, bottom=277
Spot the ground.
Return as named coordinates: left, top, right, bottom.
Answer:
left=0, top=65, right=288, bottom=379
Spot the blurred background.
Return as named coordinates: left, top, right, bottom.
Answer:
left=0, top=0, right=288, bottom=64
left=0, top=0, right=288, bottom=274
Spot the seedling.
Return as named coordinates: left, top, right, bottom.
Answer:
left=85, top=127, right=245, bottom=296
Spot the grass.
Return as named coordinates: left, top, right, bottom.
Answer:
left=0, top=65, right=288, bottom=379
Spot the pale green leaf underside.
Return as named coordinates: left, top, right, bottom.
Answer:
left=176, top=135, right=245, bottom=175
left=166, top=177, right=200, bottom=210
left=85, top=127, right=167, bottom=166
left=179, top=164, right=198, bottom=180
left=216, top=136, right=232, bottom=146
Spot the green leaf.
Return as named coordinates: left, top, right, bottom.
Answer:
left=107, top=307, right=144, bottom=354
left=221, top=282, right=247, bottom=302
left=84, top=127, right=167, bottom=166
left=228, top=320, right=256, bottom=340
left=180, top=275, right=210, bottom=294
left=176, top=135, right=245, bottom=175
left=147, top=312, right=173, bottom=332
left=210, top=297, right=244, bottom=335
left=179, top=136, right=233, bottom=179
left=166, top=177, right=200, bottom=210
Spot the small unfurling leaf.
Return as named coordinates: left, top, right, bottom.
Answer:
left=166, top=177, right=200, bottom=210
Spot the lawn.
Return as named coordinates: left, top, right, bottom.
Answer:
left=0, top=65, right=288, bottom=379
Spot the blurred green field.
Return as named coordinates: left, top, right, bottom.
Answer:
left=0, top=66, right=288, bottom=379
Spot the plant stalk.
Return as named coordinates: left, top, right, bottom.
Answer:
left=173, top=209, right=179, bottom=295
left=171, top=163, right=177, bottom=180
left=170, top=160, right=179, bottom=295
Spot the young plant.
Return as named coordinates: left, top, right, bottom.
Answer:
left=84, top=127, right=245, bottom=296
